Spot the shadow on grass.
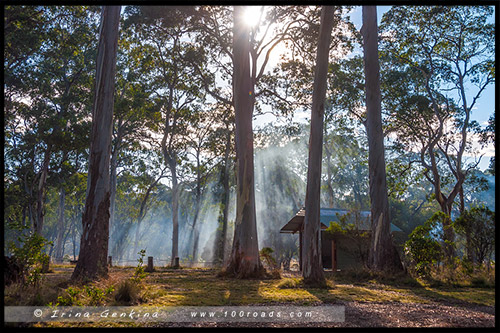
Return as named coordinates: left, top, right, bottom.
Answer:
left=145, top=268, right=266, bottom=306
left=325, top=269, right=495, bottom=310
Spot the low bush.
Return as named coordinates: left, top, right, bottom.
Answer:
left=114, top=279, right=140, bottom=305
left=57, top=286, right=82, bottom=306
left=404, top=213, right=444, bottom=278
left=7, top=232, right=53, bottom=287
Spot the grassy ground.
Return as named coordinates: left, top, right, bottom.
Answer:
left=4, top=265, right=495, bottom=327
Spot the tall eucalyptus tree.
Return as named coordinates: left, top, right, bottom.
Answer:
left=302, top=5, right=335, bottom=286
left=72, top=6, right=120, bottom=281
left=361, top=6, right=397, bottom=271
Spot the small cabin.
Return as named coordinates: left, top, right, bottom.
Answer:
left=280, top=208, right=403, bottom=271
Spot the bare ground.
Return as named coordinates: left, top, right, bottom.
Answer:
left=147, top=301, right=495, bottom=328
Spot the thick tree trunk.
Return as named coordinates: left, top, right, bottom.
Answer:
left=72, top=6, right=120, bottom=281
left=224, top=6, right=262, bottom=278
left=302, top=6, right=335, bottom=286
left=362, top=6, right=400, bottom=272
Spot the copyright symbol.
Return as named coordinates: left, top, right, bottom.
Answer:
left=33, top=309, right=43, bottom=317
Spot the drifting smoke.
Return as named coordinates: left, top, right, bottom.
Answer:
left=107, top=177, right=236, bottom=267
left=68, top=127, right=310, bottom=268
left=254, top=132, right=309, bottom=267
left=107, top=128, right=309, bottom=268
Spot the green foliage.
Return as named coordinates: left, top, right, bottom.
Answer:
left=379, top=6, right=495, bottom=233
left=404, top=213, right=445, bottom=277
left=57, top=286, right=82, bottom=306
left=8, top=230, right=53, bottom=286
left=454, top=205, right=495, bottom=265
left=322, top=110, right=369, bottom=210
left=325, top=210, right=371, bottom=267
left=56, top=284, right=114, bottom=306
left=426, top=259, right=495, bottom=288
left=133, top=249, right=147, bottom=282
left=84, top=285, right=114, bottom=305
left=259, top=247, right=277, bottom=269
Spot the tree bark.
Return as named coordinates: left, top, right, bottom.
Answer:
left=54, top=185, right=66, bottom=263
left=362, top=6, right=400, bottom=272
left=191, top=150, right=202, bottom=263
left=108, top=128, right=121, bottom=256
left=214, top=128, right=232, bottom=265
left=324, top=140, right=335, bottom=208
left=169, top=160, right=180, bottom=266
left=34, top=145, right=51, bottom=235
left=72, top=6, right=120, bottom=281
left=224, top=6, right=262, bottom=278
left=302, top=6, right=335, bottom=286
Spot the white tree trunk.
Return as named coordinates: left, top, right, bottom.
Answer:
left=72, top=6, right=120, bottom=281
left=362, top=6, right=399, bottom=271
left=302, top=5, right=335, bottom=286
left=225, top=6, right=262, bottom=278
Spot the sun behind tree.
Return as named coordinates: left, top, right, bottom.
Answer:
left=242, top=6, right=264, bottom=27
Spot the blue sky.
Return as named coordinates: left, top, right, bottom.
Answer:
left=347, top=6, right=495, bottom=171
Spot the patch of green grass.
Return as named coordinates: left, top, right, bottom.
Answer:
left=9, top=266, right=494, bottom=328
left=409, top=287, right=495, bottom=307
left=276, top=277, right=303, bottom=289
left=5, top=266, right=494, bottom=312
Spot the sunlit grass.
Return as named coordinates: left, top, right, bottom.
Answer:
left=5, top=265, right=493, bottom=328
left=4, top=265, right=494, bottom=309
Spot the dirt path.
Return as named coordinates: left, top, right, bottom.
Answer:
left=340, top=301, right=494, bottom=327
left=149, top=301, right=495, bottom=328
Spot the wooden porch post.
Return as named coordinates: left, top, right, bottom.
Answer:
left=331, top=239, right=337, bottom=271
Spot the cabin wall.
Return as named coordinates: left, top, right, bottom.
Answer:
left=321, top=232, right=370, bottom=270
left=335, top=237, right=368, bottom=270
left=297, top=229, right=405, bottom=271
left=321, top=232, right=332, bottom=269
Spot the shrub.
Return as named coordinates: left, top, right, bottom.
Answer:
left=84, top=285, right=114, bottom=305
left=454, top=205, right=495, bottom=266
left=57, top=286, right=82, bottom=306
left=404, top=213, right=444, bottom=278
left=4, top=255, right=24, bottom=286
left=260, top=247, right=277, bottom=269
left=7, top=232, right=53, bottom=287
left=133, top=249, right=147, bottom=283
left=114, top=279, right=139, bottom=305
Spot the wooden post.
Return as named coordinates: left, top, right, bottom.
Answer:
left=146, top=256, right=154, bottom=272
left=331, top=239, right=337, bottom=271
left=108, top=256, right=112, bottom=267
left=173, top=256, right=180, bottom=268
